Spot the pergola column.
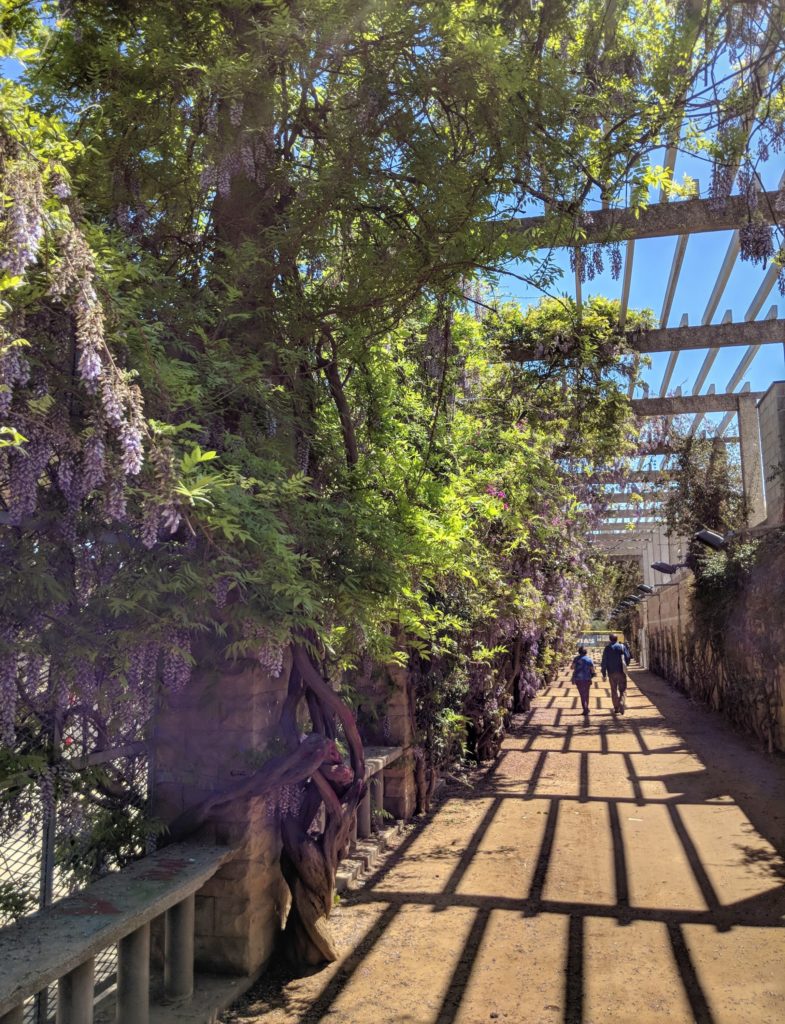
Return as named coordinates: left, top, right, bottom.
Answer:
left=737, top=393, right=766, bottom=526
left=757, top=382, right=785, bottom=525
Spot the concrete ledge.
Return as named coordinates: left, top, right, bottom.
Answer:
left=0, top=845, right=235, bottom=1016
left=362, top=745, right=402, bottom=781
left=94, top=969, right=264, bottom=1024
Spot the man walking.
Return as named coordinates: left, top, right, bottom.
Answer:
left=571, top=645, right=596, bottom=718
left=601, top=633, right=631, bottom=715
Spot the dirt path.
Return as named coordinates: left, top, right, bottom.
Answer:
left=225, top=667, right=785, bottom=1024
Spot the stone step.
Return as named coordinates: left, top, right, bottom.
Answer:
left=335, top=821, right=403, bottom=893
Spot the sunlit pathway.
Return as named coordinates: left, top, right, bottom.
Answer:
left=226, top=667, right=785, bottom=1024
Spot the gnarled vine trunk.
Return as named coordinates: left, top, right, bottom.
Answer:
left=277, top=643, right=366, bottom=964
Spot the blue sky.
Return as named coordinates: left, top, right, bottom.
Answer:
left=501, top=146, right=785, bottom=432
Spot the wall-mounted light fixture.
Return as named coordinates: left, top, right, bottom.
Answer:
left=694, top=528, right=727, bottom=551
left=651, top=561, right=689, bottom=575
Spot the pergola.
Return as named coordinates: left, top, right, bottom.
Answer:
left=515, top=176, right=785, bottom=586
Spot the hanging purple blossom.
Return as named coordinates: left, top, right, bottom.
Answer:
left=119, top=420, right=144, bottom=476
left=0, top=343, right=31, bottom=418
left=103, top=470, right=127, bottom=521
left=0, top=164, right=45, bottom=275
left=609, top=243, right=623, bottom=281
left=739, top=221, right=774, bottom=267
left=140, top=500, right=160, bottom=549
left=74, top=291, right=104, bottom=390
left=8, top=440, right=51, bottom=525
left=162, top=631, right=192, bottom=693
left=0, top=649, right=17, bottom=747
left=100, top=375, right=124, bottom=429
left=708, top=160, right=734, bottom=213
left=81, top=433, right=106, bottom=494
left=50, top=175, right=72, bottom=200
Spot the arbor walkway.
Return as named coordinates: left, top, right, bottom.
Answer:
left=226, top=668, right=785, bottom=1024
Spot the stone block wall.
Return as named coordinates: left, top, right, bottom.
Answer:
left=153, top=651, right=292, bottom=975
left=354, top=661, right=417, bottom=820
left=644, top=542, right=785, bottom=752
left=153, top=644, right=422, bottom=978
left=759, top=381, right=785, bottom=526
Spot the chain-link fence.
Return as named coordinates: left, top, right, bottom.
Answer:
left=0, top=726, right=149, bottom=1023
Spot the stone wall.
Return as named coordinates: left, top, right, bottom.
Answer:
left=153, top=648, right=420, bottom=978
left=644, top=541, right=785, bottom=752
left=153, top=653, right=291, bottom=975
left=354, top=662, right=417, bottom=820
left=759, top=381, right=785, bottom=527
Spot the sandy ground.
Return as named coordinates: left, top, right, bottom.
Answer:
left=223, top=666, right=785, bottom=1024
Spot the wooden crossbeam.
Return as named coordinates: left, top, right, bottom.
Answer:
left=631, top=392, right=763, bottom=416
left=510, top=190, right=781, bottom=248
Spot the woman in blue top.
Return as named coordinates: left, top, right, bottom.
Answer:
left=571, top=645, right=596, bottom=717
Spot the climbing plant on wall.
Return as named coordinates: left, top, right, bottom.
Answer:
left=659, top=431, right=785, bottom=749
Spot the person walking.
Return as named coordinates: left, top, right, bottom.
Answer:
left=601, top=633, right=631, bottom=714
left=571, top=645, right=596, bottom=718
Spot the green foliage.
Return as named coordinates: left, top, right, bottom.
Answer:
left=664, top=434, right=748, bottom=555
left=2, top=0, right=772, bottom=904
left=0, top=877, right=36, bottom=922
left=657, top=432, right=784, bottom=747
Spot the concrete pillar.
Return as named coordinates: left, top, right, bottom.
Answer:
left=165, top=894, right=195, bottom=1000
left=56, top=959, right=94, bottom=1024
left=153, top=649, right=292, bottom=976
left=653, top=527, right=663, bottom=566
left=117, top=923, right=150, bottom=1024
left=355, top=662, right=416, bottom=820
left=757, top=381, right=785, bottom=525
left=358, top=786, right=372, bottom=839
left=0, top=1006, right=24, bottom=1024
left=738, top=393, right=767, bottom=526
left=371, top=774, right=384, bottom=831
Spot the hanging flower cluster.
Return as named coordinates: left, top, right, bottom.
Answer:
left=0, top=145, right=147, bottom=533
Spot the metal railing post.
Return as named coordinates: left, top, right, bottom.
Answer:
left=117, top=922, right=150, bottom=1024
left=56, top=957, right=94, bottom=1024
left=164, top=893, right=195, bottom=1001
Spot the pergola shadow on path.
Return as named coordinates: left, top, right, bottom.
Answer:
left=228, top=669, right=785, bottom=1024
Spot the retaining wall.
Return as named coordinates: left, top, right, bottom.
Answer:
left=153, top=648, right=418, bottom=979
left=644, top=542, right=785, bottom=752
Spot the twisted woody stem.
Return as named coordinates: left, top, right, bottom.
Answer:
left=279, top=642, right=366, bottom=963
